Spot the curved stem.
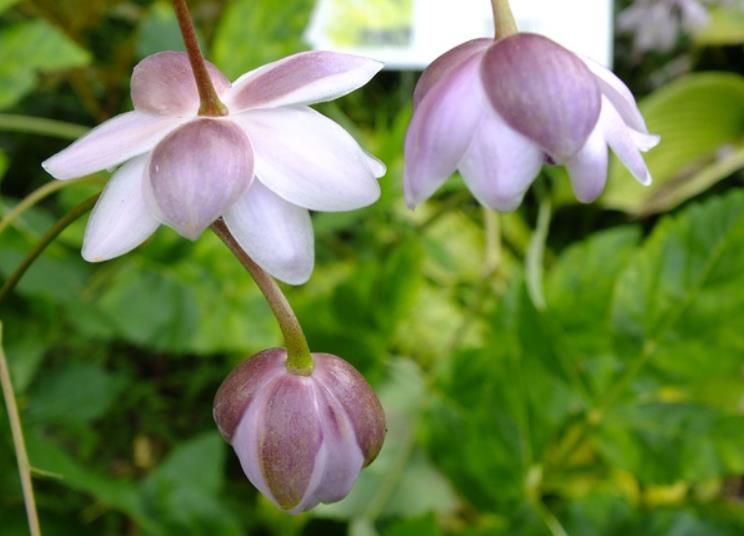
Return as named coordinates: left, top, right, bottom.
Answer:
left=526, top=197, right=551, bottom=311
left=490, top=0, right=519, bottom=39
left=0, top=176, right=103, bottom=237
left=172, top=0, right=228, bottom=117
left=211, top=220, right=313, bottom=375
left=0, top=114, right=89, bottom=140
left=0, top=323, right=42, bottom=536
left=0, top=194, right=99, bottom=305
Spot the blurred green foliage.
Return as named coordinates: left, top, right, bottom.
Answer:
left=1, top=0, right=744, bottom=535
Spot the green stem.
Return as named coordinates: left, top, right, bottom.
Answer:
left=490, top=0, right=519, bottom=39
left=211, top=220, right=313, bottom=375
left=0, top=194, right=99, bottom=305
left=172, top=0, right=228, bottom=117
left=0, top=176, right=103, bottom=237
left=0, top=323, right=42, bottom=536
left=526, top=197, right=551, bottom=311
left=0, top=114, right=89, bottom=140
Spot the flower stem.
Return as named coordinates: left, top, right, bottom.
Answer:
left=0, top=114, right=89, bottom=140
left=171, top=0, right=228, bottom=117
left=0, top=176, right=103, bottom=237
left=211, top=220, right=314, bottom=376
left=0, top=323, right=42, bottom=536
left=0, top=194, right=99, bottom=306
left=526, top=196, right=551, bottom=311
left=490, top=0, right=519, bottom=39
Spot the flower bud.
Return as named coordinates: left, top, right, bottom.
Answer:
left=213, top=348, right=386, bottom=513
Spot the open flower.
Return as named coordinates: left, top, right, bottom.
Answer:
left=405, top=33, right=660, bottom=211
left=213, top=348, right=386, bottom=513
left=43, top=51, right=385, bottom=284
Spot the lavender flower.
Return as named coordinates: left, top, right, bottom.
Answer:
left=618, top=0, right=714, bottom=53
left=213, top=349, right=386, bottom=513
left=405, top=33, right=660, bottom=210
left=43, top=51, right=386, bottom=284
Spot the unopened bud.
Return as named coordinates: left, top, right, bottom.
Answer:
left=213, top=348, right=386, bottom=513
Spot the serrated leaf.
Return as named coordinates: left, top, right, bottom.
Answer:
left=0, top=20, right=90, bottom=109
left=602, top=73, right=744, bottom=215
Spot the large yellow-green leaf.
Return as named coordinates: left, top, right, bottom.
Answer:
left=602, top=73, right=744, bottom=215
left=695, top=6, right=744, bottom=47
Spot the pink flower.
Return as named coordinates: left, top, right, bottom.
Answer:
left=404, top=33, right=660, bottom=211
left=213, top=349, right=386, bottom=513
left=43, top=51, right=385, bottom=284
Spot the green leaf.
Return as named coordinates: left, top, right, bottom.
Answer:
left=695, top=6, right=744, bottom=47
left=602, top=73, right=744, bottom=215
left=0, top=0, right=19, bottom=15
left=0, top=20, right=90, bottom=109
left=212, top=0, right=316, bottom=79
left=136, top=1, right=184, bottom=58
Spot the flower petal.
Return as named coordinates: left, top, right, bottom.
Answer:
left=404, top=52, right=487, bottom=208
left=147, top=118, right=254, bottom=239
left=42, top=112, right=184, bottom=180
left=226, top=51, right=382, bottom=111
left=482, top=33, right=601, bottom=161
left=413, top=38, right=492, bottom=110
left=582, top=56, right=649, bottom=133
left=131, top=51, right=230, bottom=115
left=232, top=107, right=380, bottom=211
left=458, top=109, right=543, bottom=211
left=224, top=181, right=314, bottom=285
left=599, top=97, right=653, bottom=186
left=82, top=155, right=159, bottom=261
left=566, top=121, right=609, bottom=203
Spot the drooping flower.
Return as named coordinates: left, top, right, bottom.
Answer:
left=404, top=33, right=660, bottom=211
left=43, top=51, right=386, bottom=284
left=213, top=348, right=386, bottom=513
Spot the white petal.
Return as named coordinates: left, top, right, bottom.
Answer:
left=458, top=109, right=543, bottom=212
left=223, top=181, right=314, bottom=285
left=42, top=112, right=185, bottom=180
left=226, top=51, right=382, bottom=111
left=232, top=107, right=380, bottom=211
left=599, top=97, right=653, bottom=186
left=566, top=122, right=609, bottom=203
left=582, top=56, right=649, bottom=133
left=82, top=155, right=159, bottom=262
left=404, top=51, right=487, bottom=208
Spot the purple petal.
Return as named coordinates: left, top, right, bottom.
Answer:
left=213, top=348, right=286, bottom=442
left=226, top=51, right=382, bottom=111
left=599, top=97, right=653, bottom=186
left=313, top=354, right=386, bottom=466
left=259, top=376, right=322, bottom=511
left=582, top=56, right=649, bottom=133
left=481, top=33, right=601, bottom=161
left=566, top=121, right=609, bottom=203
left=147, top=118, right=254, bottom=239
left=404, top=51, right=487, bottom=208
left=413, top=38, right=492, bottom=111
left=232, top=107, right=380, bottom=211
left=42, top=112, right=184, bottom=180
left=458, top=109, right=543, bottom=211
left=82, top=155, right=159, bottom=262
left=223, top=181, right=314, bottom=285
left=293, top=385, right=365, bottom=512
left=131, top=51, right=230, bottom=115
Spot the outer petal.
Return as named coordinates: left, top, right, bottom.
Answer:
left=226, top=51, right=382, bottom=111
left=232, top=107, right=380, bottom=211
left=223, top=181, right=314, bottom=285
left=412, top=38, right=492, bottom=110
left=81, top=155, right=159, bottom=261
left=42, top=112, right=184, bottom=180
left=458, top=109, right=543, bottom=211
left=292, top=384, right=365, bottom=513
left=566, top=121, right=609, bottom=203
left=147, top=118, right=254, bottom=239
left=582, top=56, right=649, bottom=133
left=131, top=51, right=231, bottom=116
left=599, top=97, right=655, bottom=186
left=482, top=33, right=601, bottom=161
left=404, top=52, right=487, bottom=208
